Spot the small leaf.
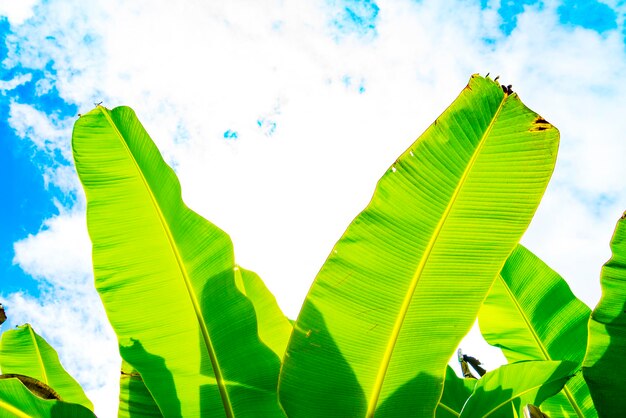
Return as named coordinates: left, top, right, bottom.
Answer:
left=0, top=324, right=93, bottom=410
left=0, top=378, right=95, bottom=417
left=479, top=245, right=595, bottom=417
left=459, top=360, right=576, bottom=418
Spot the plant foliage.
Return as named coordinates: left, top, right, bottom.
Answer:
left=1, top=74, right=623, bottom=417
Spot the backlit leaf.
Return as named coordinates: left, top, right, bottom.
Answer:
left=279, top=74, right=559, bottom=417
left=584, top=212, right=626, bottom=416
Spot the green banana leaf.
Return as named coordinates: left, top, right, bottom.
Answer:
left=72, top=106, right=284, bottom=417
left=279, top=74, right=559, bottom=417
left=0, top=378, right=95, bottom=417
left=435, top=366, right=475, bottom=417
left=584, top=212, right=626, bottom=416
left=234, top=267, right=293, bottom=359
left=0, top=324, right=93, bottom=410
left=459, top=360, right=576, bottom=418
left=119, top=360, right=162, bottom=417
left=114, top=266, right=286, bottom=416
left=478, top=245, right=596, bottom=417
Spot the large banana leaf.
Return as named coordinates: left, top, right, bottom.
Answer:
left=435, top=366, right=475, bottom=418
left=72, top=106, right=284, bottom=417
left=478, top=245, right=596, bottom=417
left=459, top=360, right=576, bottom=418
left=0, top=378, right=95, bottom=417
left=0, top=324, right=93, bottom=410
left=279, top=74, right=559, bottom=416
left=119, top=360, right=162, bottom=417
left=584, top=212, right=626, bottom=416
left=234, top=267, right=292, bottom=359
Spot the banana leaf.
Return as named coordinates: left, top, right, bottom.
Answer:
left=0, top=324, right=93, bottom=410
left=116, top=265, right=291, bottom=417
left=119, top=360, right=162, bottom=417
left=459, top=360, right=576, bottom=418
left=435, top=366, right=475, bottom=417
left=279, top=74, right=559, bottom=416
left=478, top=245, right=596, bottom=417
left=0, top=378, right=95, bottom=417
left=584, top=212, right=626, bottom=416
left=234, top=267, right=292, bottom=359
left=72, top=106, right=284, bottom=417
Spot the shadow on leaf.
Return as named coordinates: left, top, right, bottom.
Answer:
left=120, top=339, right=180, bottom=417
left=280, top=302, right=366, bottom=417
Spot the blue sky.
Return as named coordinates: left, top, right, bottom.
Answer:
left=1, top=0, right=625, bottom=415
left=0, top=15, right=78, bottom=296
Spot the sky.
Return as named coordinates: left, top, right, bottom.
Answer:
left=1, top=0, right=625, bottom=416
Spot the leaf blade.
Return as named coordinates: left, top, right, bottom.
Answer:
left=279, top=75, right=559, bottom=417
left=478, top=245, right=596, bottom=417
left=435, top=366, right=475, bottom=418
left=459, top=361, right=576, bottom=418
left=234, top=267, right=293, bottom=360
left=0, top=378, right=95, bottom=418
left=73, top=106, right=284, bottom=417
left=118, top=360, right=163, bottom=418
left=0, top=324, right=93, bottom=410
left=584, top=212, right=626, bottom=416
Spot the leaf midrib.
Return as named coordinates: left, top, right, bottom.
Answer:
left=27, top=326, right=48, bottom=385
left=499, top=275, right=584, bottom=417
left=97, top=107, right=234, bottom=418
left=438, top=401, right=460, bottom=416
left=366, top=86, right=507, bottom=417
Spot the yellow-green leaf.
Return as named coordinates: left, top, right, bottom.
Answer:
left=118, top=360, right=162, bottom=418
left=584, top=212, right=626, bottom=416
left=234, top=267, right=292, bottom=360
left=72, top=106, right=284, bottom=417
left=279, top=74, right=559, bottom=417
left=459, top=360, right=576, bottom=418
left=435, top=366, right=475, bottom=418
left=478, top=245, right=596, bottom=417
left=0, top=324, right=93, bottom=410
left=0, top=378, right=95, bottom=418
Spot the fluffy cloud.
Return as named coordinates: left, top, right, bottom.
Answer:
left=0, top=0, right=39, bottom=26
left=0, top=73, right=32, bottom=92
left=13, top=210, right=91, bottom=288
left=2, top=0, right=625, bottom=415
left=8, top=102, right=74, bottom=161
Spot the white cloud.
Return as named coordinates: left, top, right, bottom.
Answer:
left=3, top=0, right=626, bottom=414
left=0, top=73, right=32, bottom=92
left=0, top=0, right=39, bottom=25
left=13, top=211, right=91, bottom=289
left=8, top=102, right=75, bottom=161
left=34, top=76, right=54, bottom=96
